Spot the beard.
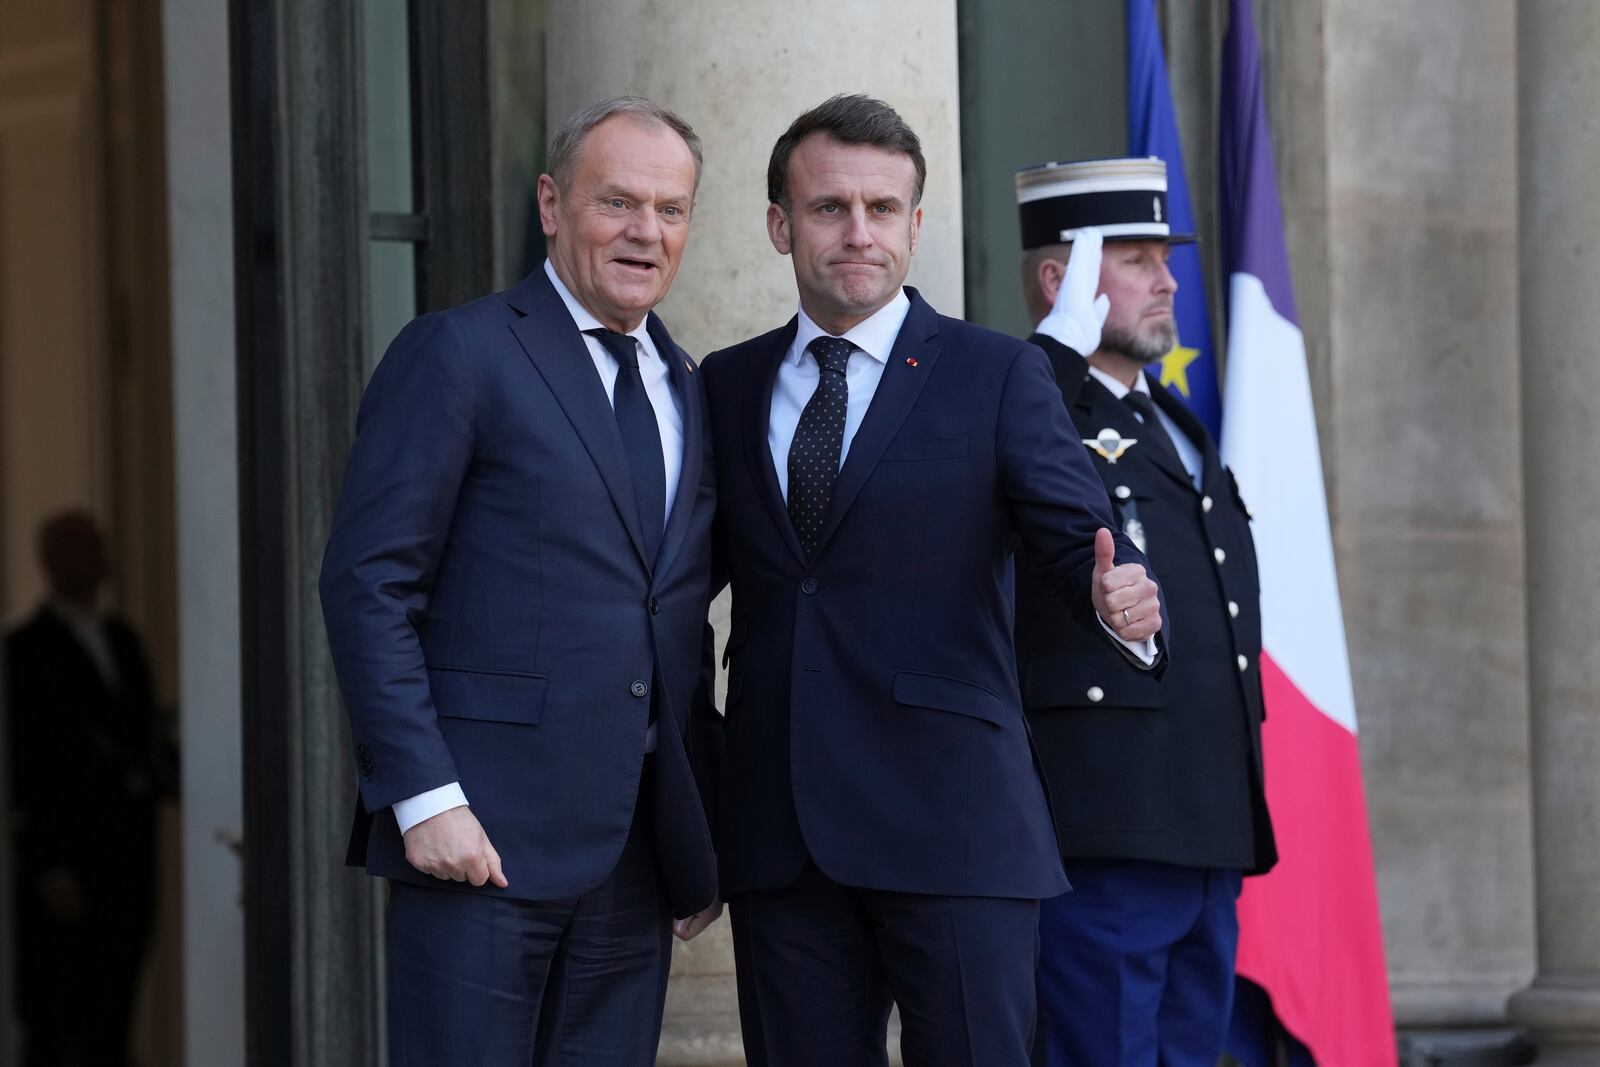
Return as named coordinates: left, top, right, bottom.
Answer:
left=1100, top=316, right=1177, bottom=364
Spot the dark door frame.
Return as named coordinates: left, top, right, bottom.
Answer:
left=229, top=2, right=492, bottom=1062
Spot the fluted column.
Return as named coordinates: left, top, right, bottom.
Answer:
left=544, top=5, right=963, bottom=1063
left=1507, top=0, right=1600, bottom=1052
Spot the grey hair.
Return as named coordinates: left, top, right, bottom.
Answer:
left=546, top=95, right=704, bottom=194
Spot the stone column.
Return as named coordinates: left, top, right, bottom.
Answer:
left=543, top=6, right=964, bottom=1063
left=1321, top=1, right=1533, bottom=1026
left=1508, top=2, right=1600, bottom=1053
left=545, top=0, right=965, bottom=360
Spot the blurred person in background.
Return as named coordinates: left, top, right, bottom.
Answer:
left=7, top=510, right=163, bottom=1067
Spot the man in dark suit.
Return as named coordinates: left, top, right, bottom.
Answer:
left=1012, top=157, right=1278, bottom=1066
left=700, top=96, right=1166, bottom=1067
left=7, top=510, right=160, bottom=1067
left=320, top=96, right=722, bottom=1065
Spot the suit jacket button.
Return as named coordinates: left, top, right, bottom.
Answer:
left=1213, top=547, right=1227, bottom=565
left=1237, top=654, right=1249, bottom=672
left=1114, top=485, right=1132, bottom=500
left=1086, top=686, right=1104, bottom=703
left=649, top=598, right=659, bottom=615
left=801, top=577, right=819, bottom=595
left=1202, top=495, right=1214, bottom=513
left=631, top=679, right=649, bottom=698
left=1228, top=600, right=1240, bottom=619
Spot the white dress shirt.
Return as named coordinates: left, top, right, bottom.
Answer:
left=768, top=290, right=910, bottom=497
left=392, top=261, right=685, bottom=835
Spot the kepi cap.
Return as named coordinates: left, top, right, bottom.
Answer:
left=1015, top=156, right=1195, bottom=249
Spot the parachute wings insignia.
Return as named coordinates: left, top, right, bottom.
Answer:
left=1085, top=427, right=1138, bottom=464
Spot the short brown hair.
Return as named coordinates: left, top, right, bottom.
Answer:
left=767, top=94, right=926, bottom=212
left=547, top=96, right=704, bottom=194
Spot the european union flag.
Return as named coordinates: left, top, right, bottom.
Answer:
left=1126, top=0, right=1221, bottom=438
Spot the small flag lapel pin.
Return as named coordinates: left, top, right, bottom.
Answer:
left=905, top=357, right=919, bottom=368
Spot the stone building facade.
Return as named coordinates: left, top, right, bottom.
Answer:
left=2, top=0, right=1595, bottom=1062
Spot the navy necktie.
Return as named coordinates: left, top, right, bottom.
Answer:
left=1121, top=389, right=1187, bottom=477
left=787, top=336, right=854, bottom=557
left=588, top=328, right=666, bottom=566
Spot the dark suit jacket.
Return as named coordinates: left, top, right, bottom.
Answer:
left=1016, top=333, right=1277, bottom=875
left=5, top=608, right=158, bottom=960
left=320, top=267, right=720, bottom=916
left=700, top=289, right=1160, bottom=900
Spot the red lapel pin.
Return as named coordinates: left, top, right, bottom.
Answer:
left=905, top=357, right=919, bottom=368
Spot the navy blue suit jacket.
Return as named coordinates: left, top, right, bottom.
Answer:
left=320, top=268, right=719, bottom=917
left=700, top=289, right=1160, bottom=900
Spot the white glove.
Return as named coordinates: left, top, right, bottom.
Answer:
left=1035, top=228, right=1111, bottom=355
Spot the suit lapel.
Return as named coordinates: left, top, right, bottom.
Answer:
left=1144, top=371, right=1220, bottom=491
left=745, top=320, right=809, bottom=567
left=506, top=271, right=651, bottom=572
left=649, top=314, right=700, bottom=582
left=37, top=609, right=115, bottom=701
left=1072, top=372, right=1186, bottom=489
left=814, top=291, right=940, bottom=556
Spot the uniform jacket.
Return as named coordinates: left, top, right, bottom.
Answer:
left=1017, top=332, right=1277, bottom=875
left=320, top=267, right=721, bottom=917
left=700, top=289, right=1161, bottom=900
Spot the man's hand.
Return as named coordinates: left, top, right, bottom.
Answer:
left=1090, top=527, right=1162, bottom=642
left=1036, top=228, right=1111, bottom=355
left=673, top=899, right=723, bottom=942
left=402, top=805, right=508, bottom=888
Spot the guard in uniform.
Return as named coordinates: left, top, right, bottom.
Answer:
left=1011, top=157, right=1277, bottom=1066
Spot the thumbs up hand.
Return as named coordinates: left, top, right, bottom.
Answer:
left=1091, top=527, right=1162, bottom=642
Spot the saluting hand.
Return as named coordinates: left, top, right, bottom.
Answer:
left=402, top=805, right=509, bottom=888
left=1090, top=527, right=1162, bottom=643
left=1036, top=227, right=1111, bottom=355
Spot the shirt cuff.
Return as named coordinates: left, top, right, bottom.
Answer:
left=393, top=782, right=469, bottom=834
left=1097, top=614, right=1157, bottom=667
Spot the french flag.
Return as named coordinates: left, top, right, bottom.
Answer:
left=1218, top=0, right=1398, bottom=1063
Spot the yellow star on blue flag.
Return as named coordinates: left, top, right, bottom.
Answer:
left=1159, top=339, right=1202, bottom=398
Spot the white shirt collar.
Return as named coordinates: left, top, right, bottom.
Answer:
left=1085, top=359, right=1152, bottom=400
left=789, top=288, right=912, bottom=367
left=543, top=259, right=653, bottom=349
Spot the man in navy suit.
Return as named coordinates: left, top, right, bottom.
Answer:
left=699, top=95, right=1167, bottom=1067
left=1012, top=157, right=1277, bottom=1067
left=320, top=97, right=722, bottom=1065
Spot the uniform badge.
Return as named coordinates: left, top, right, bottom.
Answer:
left=1084, top=428, right=1137, bottom=464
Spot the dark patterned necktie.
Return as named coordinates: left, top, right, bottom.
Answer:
left=787, top=336, right=854, bottom=557
left=588, top=328, right=666, bottom=565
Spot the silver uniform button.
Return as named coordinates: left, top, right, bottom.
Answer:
left=1087, top=686, right=1105, bottom=703
left=1114, top=485, right=1132, bottom=500
left=1201, top=495, right=1214, bottom=513
left=1228, top=600, right=1240, bottom=619
left=1214, top=547, right=1227, bottom=565
left=1237, top=654, right=1249, bottom=672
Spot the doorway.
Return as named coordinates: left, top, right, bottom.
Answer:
left=0, top=0, right=181, bottom=1061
